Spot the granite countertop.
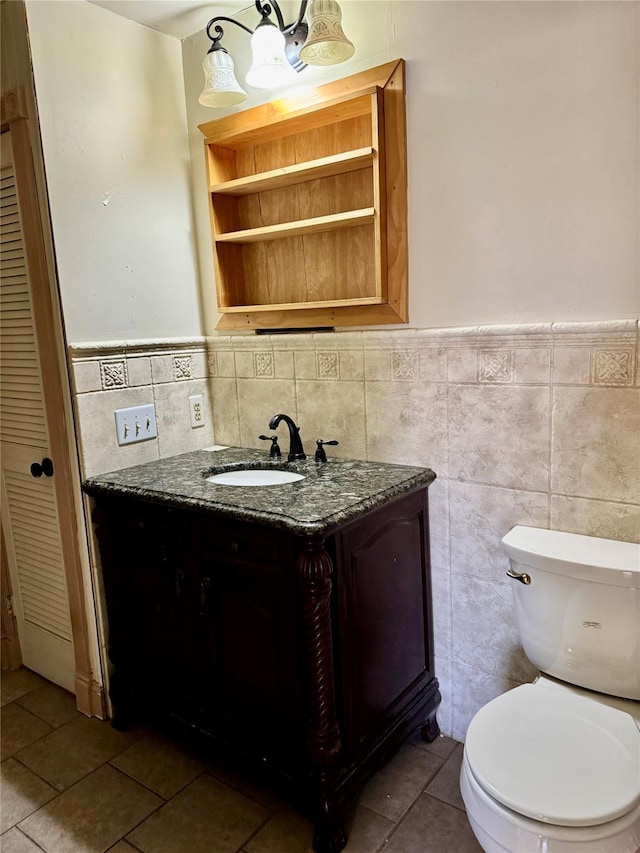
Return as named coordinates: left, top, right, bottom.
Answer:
left=82, top=446, right=436, bottom=536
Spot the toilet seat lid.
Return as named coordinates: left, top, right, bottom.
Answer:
left=465, top=684, right=640, bottom=827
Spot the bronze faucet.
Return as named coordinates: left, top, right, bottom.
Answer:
left=268, top=413, right=306, bottom=461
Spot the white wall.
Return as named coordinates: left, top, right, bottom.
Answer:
left=24, top=1, right=639, bottom=339
left=26, top=0, right=203, bottom=343
left=183, top=0, right=640, bottom=332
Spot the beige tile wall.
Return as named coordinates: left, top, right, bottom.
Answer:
left=69, top=339, right=215, bottom=478
left=206, top=319, right=639, bottom=740
left=70, top=319, right=640, bottom=740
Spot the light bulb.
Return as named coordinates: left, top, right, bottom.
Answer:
left=199, top=49, right=247, bottom=107
left=246, top=23, right=296, bottom=89
left=299, top=0, right=354, bottom=66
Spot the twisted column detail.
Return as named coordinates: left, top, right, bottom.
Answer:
left=296, top=536, right=342, bottom=771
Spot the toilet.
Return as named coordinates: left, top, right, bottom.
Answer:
left=460, top=525, right=640, bottom=853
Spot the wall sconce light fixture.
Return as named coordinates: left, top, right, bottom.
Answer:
left=199, top=0, right=354, bottom=108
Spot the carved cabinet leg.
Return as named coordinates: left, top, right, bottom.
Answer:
left=420, top=684, right=442, bottom=743
left=313, top=817, right=347, bottom=853
left=296, top=536, right=346, bottom=853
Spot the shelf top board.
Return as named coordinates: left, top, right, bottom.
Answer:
left=198, top=59, right=405, bottom=150
left=202, top=90, right=375, bottom=151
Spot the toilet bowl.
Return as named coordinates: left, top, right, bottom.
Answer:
left=461, top=678, right=640, bottom=853
left=460, top=526, right=640, bottom=853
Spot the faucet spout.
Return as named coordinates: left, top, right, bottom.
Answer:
left=268, top=413, right=306, bottom=462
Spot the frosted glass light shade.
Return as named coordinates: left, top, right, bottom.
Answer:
left=199, top=49, right=247, bottom=107
left=245, top=23, right=296, bottom=89
left=299, top=0, right=354, bottom=66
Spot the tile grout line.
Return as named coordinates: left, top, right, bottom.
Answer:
left=8, top=707, right=143, bottom=799
left=10, top=826, right=48, bottom=852
left=105, top=762, right=170, bottom=848
left=230, top=803, right=274, bottom=853
left=106, top=757, right=207, bottom=803
left=361, top=744, right=447, bottom=827
left=373, top=747, right=469, bottom=850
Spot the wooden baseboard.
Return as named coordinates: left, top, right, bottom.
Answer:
left=75, top=670, right=107, bottom=719
left=1, top=635, right=22, bottom=671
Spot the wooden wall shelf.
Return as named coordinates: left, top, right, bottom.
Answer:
left=215, top=208, right=376, bottom=244
left=198, top=60, right=408, bottom=331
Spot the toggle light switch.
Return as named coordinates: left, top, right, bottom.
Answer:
left=114, top=404, right=157, bottom=446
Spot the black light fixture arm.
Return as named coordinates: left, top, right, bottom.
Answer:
left=255, top=0, right=308, bottom=33
left=256, top=0, right=283, bottom=30
left=205, top=17, right=255, bottom=52
left=205, top=0, right=309, bottom=53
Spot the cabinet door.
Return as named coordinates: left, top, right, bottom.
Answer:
left=215, top=562, right=298, bottom=724
left=104, top=502, right=210, bottom=706
left=201, top=522, right=301, bottom=746
left=335, top=490, right=434, bottom=755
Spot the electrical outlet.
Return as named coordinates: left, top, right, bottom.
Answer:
left=114, top=404, right=157, bottom=446
left=189, top=395, right=205, bottom=429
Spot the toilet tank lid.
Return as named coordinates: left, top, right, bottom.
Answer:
left=502, top=526, right=640, bottom=580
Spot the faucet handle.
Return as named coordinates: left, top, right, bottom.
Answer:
left=315, top=439, right=339, bottom=463
left=259, top=435, right=282, bottom=459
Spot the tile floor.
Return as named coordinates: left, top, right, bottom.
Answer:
left=1, top=668, right=482, bottom=853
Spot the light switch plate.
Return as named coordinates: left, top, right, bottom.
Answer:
left=114, top=404, right=157, bottom=446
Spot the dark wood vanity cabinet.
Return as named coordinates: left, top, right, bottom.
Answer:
left=91, top=486, right=440, bottom=853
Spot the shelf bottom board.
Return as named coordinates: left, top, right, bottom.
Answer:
left=220, top=297, right=384, bottom=314
left=216, top=301, right=407, bottom=331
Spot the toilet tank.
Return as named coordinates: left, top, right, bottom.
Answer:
left=501, top=526, right=640, bottom=701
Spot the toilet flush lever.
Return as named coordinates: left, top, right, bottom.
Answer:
left=506, top=569, right=531, bottom=585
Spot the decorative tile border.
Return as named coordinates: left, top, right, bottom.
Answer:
left=69, top=336, right=207, bottom=359
left=391, top=350, right=419, bottom=380
left=69, top=320, right=639, bottom=392
left=317, top=351, right=339, bottom=379
left=592, top=348, right=635, bottom=386
left=70, top=341, right=209, bottom=393
left=173, top=355, right=192, bottom=381
left=254, top=351, right=275, bottom=378
left=99, top=359, right=128, bottom=390
left=480, top=350, right=513, bottom=383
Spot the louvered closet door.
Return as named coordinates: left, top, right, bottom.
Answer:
left=0, top=131, right=75, bottom=691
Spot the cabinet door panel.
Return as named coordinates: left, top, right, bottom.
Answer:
left=107, top=504, right=210, bottom=701
left=337, top=493, right=433, bottom=752
left=211, top=560, right=299, bottom=731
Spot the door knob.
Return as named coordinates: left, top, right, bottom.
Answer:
left=30, top=458, right=54, bottom=478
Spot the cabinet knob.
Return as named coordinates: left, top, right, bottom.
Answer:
left=199, top=577, right=211, bottom=609
left=175, top=569, right=184, bottom=598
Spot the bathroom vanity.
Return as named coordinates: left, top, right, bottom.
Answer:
left=84, top=447, right=440, bottom=853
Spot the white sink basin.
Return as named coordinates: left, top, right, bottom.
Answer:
left=206, top=469, right=305, bottom=487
